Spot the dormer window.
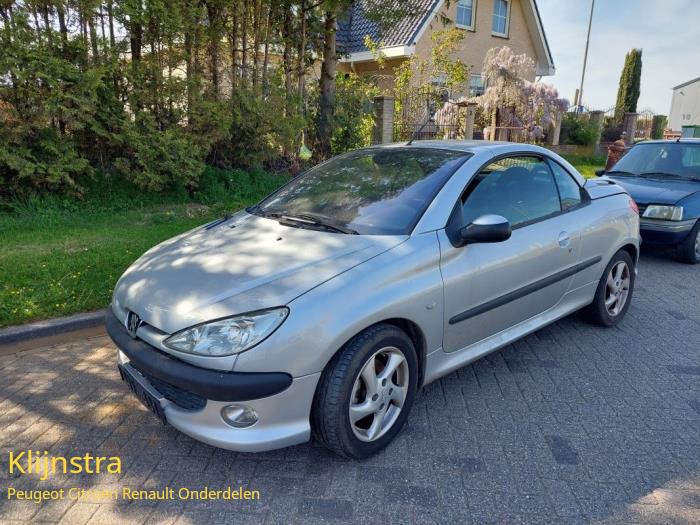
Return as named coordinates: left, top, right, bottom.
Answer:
left=456, top=0, right=476, bottom=31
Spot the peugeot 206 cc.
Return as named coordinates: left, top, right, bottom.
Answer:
left=107, top=142, right=640, bottom=459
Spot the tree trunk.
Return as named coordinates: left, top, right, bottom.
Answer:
left=56, top=1, right=68, bottom=53
left=282, top=5, right=293, bottom=102
left=88, top=13, right=99, bottom=63
left=252, top=0, right=261, bottom=87
left=185, top=25, right=194, bottom=123
left=130, top=15, right=142, bottom=65
left=41, top=3, right=52, bottom=48
left=240, top=0, right=248, bottom=84
left=230, top=7, right=238, bottom=89
left=207, top=3, right=220, bottom=98
left=99, top=5, right=106, bottom=50
left=297, top=0, right=306, bottom=107
left=317, top=11, right=337, bottom=158
left=261, top=1, right=273, bottom=92
left=32, top=7, right=42, bottom=46
left=107, top=0, right=115, bottom=48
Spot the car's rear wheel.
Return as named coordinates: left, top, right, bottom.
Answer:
left=677, top=220, right=700, bottom=265
left=582, top=249, right=635, bottom=326
left=311, top=324, right=418, bottom=459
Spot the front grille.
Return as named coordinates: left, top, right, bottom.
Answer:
left=637, top=204, right=647, bottom=215
left=142, top=373, right=207, bottom=411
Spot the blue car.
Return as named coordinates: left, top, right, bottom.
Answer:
left=600, top=139, right=700, bottom=264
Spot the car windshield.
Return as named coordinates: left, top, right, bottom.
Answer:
left=252, top=148, right=469, bottom=235
left=611, top=142, right=700, bottom=181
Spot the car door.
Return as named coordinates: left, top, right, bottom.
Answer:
left=439, top=154, right=583, bottom=353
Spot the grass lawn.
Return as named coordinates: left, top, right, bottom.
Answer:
left=562, top=154, right=607, bottom=179
left=0, top=168, right=287, bottom=327
left=0, top=154, right=605, bottom=328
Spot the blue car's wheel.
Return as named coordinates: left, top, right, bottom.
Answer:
left=678, top=220, right=700, bottom=265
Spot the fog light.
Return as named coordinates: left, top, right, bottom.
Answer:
left=221, top=405, right=258, bottom=428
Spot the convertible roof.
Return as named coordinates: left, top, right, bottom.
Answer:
left=378, top=139, right=546, bottom=153
left=374, top=140, right=586, bottom=185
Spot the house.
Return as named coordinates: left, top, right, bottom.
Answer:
left=336, top=0, right=555, bottom=93
left=669, top=77, right=700, bottom=135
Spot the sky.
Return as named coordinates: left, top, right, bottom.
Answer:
left=536, top=0, right=700, bottom=114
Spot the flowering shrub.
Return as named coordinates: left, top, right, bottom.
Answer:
left=435, top=47, right=568, bottom=142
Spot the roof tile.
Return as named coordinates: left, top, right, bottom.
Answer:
left=337, top=0, right=439, bottom=54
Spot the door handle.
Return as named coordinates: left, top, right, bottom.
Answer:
left=558, top=231, right=571, bottom=248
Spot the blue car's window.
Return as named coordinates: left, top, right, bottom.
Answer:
left=612, top=143, right=700, bottom=180
left=254, top=148, right=469, bottom=235
left=461, top=156, right=561, bottom=228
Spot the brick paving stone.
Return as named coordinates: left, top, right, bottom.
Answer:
left=1, top=252, right=699, bottom=524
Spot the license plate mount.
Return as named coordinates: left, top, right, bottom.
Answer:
left=118, top=364, right=167, bottom=425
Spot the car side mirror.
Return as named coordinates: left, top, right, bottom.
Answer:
left=458, top=215, right=512, bottom=246
left=595, top=169, right=606, bottom=177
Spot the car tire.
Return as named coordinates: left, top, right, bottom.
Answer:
left=581, top=249, right=636, bottom=327
left=677, top=220, right=700, bottom=265
left=311, top=324, right=418, bottom=459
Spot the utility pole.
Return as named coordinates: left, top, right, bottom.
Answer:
left=578, top=0, right=595, bottom=113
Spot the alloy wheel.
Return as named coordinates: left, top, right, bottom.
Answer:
left=349, top=347, right=409, bottom=442
left=605, top=261, right=631, bottom=317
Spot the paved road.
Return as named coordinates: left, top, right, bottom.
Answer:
left=1, top=250, right=699, bottom=524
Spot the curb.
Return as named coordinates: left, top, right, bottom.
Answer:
left=0, top=309, right=107, bottom=346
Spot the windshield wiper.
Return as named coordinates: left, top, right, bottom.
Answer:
left=637, top=172, right=676, bottom=178
left=605, top=170, right=636, bottom=177
left=638, top=172, right=699, bottom=181
left=274, top=212, right=358, bottom=235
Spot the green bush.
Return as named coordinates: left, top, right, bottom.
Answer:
left=193, top=166, right=288, bottom=205
left=208, top=76, right=304, bottom=171
left=113, top=116, right=207, bottom=192
left=2, top=166, right=288, bottom=219
left=328, top=73, right=379, bottom=155
left=651, top=115, right=667, bottom=140
left=0, top=127, right=93, bottom=195
left=560, top=113, right=598, bottom=146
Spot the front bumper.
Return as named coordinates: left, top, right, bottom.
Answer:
left=106, top=310, right=319, bottom=452
left=640, top=218, right=696, bottom=245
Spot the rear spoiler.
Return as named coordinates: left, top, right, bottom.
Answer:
left=584, top=178, right=627, bottom=200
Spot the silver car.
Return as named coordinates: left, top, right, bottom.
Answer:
left=107, top=142, right=640, bottom=459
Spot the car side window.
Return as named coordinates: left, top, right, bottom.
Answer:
left=461, top=156, right=561, bottom=228
left=549, top=161, right=583, bottom=210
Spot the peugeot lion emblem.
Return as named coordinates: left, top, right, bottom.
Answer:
left=126, top=311, right=142, bottom=339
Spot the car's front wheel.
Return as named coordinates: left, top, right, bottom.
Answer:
left=678, top=220, right=700, bottom=264
left=582, top=249, right=635, bottom=326
left=311, top=324, right=418, bottom=459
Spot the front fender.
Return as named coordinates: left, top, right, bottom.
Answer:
left=677, top=191, right=700, bottom=222
left=233, top=233, right=444, bottom=378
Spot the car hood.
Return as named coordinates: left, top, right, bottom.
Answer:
left=113, top=211, right=406, bottom=334
left=607, top=176, right=700, bottom=205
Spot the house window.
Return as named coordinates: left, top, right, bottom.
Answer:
left=469, top=74, right=485, bottom=97
left=456, top=0, right=475, bottom=30
left=431, top=73, right=448, bottom=87
left=492, top=0, right=510, bottom=36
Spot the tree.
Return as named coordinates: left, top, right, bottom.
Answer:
left=0, top=0, right=452, bottom=194
left=314, top=0, right=435, bottom=158
left=472, top=46, right=567, bottom=141
left=615, top=48, right=642, bottom=121
left=651, top=114, right=667, bottom=140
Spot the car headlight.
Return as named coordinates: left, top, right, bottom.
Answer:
left=642, top=205, right=683, bottom=221
left=164, top=308, right=288, bottom=357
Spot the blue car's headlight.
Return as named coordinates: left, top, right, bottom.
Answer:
left=164, top=308, right=288, bottom=357
left=642, top=205, right=683, bottom=221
